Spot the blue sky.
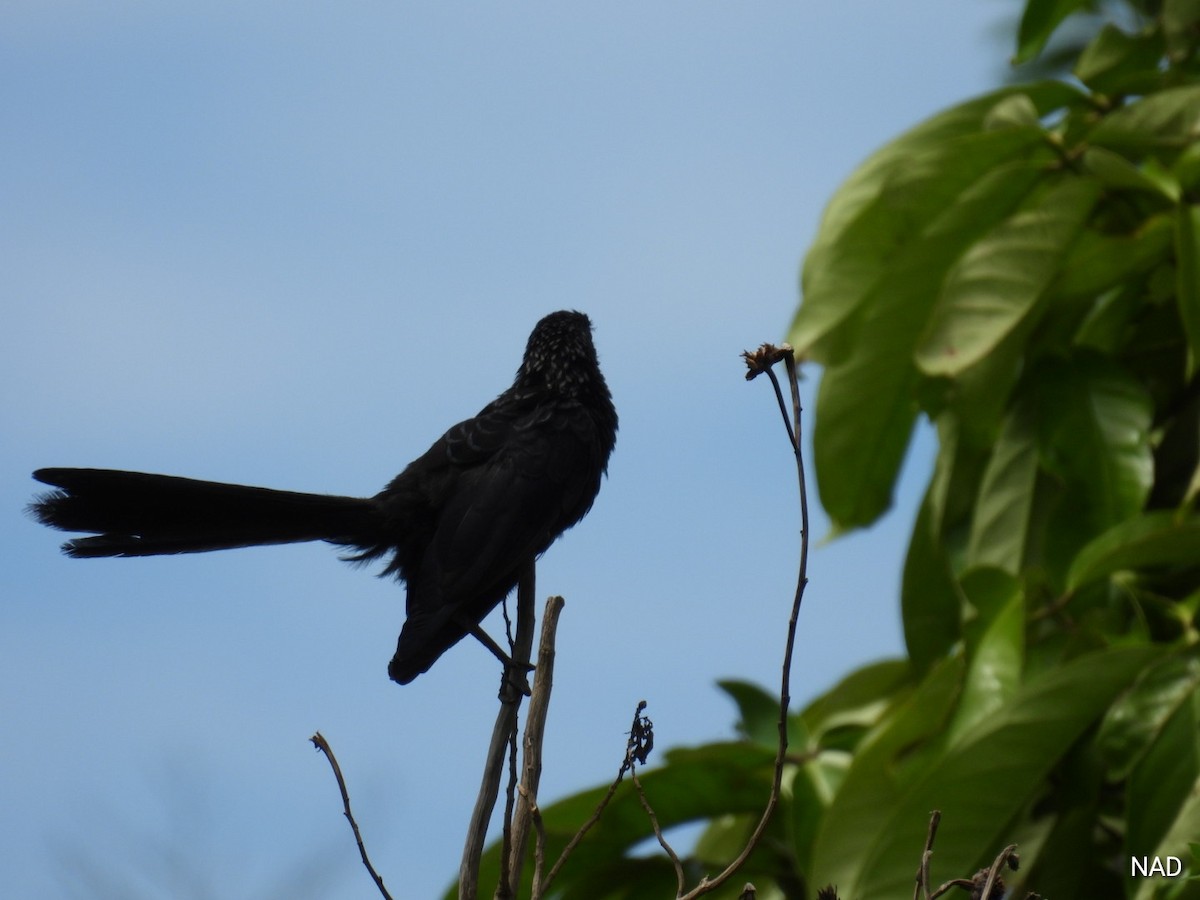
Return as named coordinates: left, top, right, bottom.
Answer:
left=4, top=3, right=1013, bottom=897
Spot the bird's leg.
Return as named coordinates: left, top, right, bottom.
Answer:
left=456, top=614, right=534, bottom=696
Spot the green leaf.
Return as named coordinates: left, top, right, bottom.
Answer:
left=1133, top=795, right=1200, bottom=898
left=983, top=93, right=1041, bottom=130
left=916, top=176, right=1101, bottom=377
left=1099, top=651, right=1200, bottom=781
left=1091, top=85, right=1200, bottom=156
left=927, top=412, right=992, bottom=534
left=793, top=84, right=1079, bottom=362
left=717, top=680, right=785, bottom=748
left=1033, top=352, right=1155, bottom=542
left=812, top=646, right=1157, bottom=900
left=1015, top=0, right=1091, bottom=64
left=1173, top=141, right=1200, bottom=192
left=902, top=492, right=963, bottom=670
left=940, top=316, right=1030, bottom=448
left=966, top=401, right=1039, bottom=573
left=790, top=755, right=847, bottom=879
left=1177, top=203, right=1200, bottom=377
left=1067, top=510, right=1200, bottom=591
left=1019, top=739, right=1114, bottom=900
left=799, top=658, right=912, bottom=744
left=796, top=125, right=1048, bottom=364
left=812, top=161, right=1049, bottom=529
left=1127, top=687, right=1200, bottom=887
left=947, top=569, right=1024, bottom=744
left=1164, top=0, right=1200, bottom=60
left=1084, top=146, right=1180, bottom=200
left=1074, top=23, right=1167, bottom=95
left=808, top=655, right=965, bottom=892
left=1055, top=213, right=1174, bottom=304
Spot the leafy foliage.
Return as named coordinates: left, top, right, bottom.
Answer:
left=475, top=2, right=1200, bottom=897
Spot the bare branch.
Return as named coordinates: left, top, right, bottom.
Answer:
left=505, top=596, right=565, bottom=897
left=460, top=562, right=537, bottom=900
left=678, top=344, right=810, bottom=898
left=914, top=810, right=941, bottom=900
left=539, top=700, right=652, bottom=895
left=631, top=762, right=685, bottom=895
left=310, top=731, right=393, bottom=900
left=914, top=812, right=1022, bottom=900
left=978, top=845, right=1019, bottom=900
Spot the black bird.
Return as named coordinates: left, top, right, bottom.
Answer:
left=30, top=310, right=617, bottom=684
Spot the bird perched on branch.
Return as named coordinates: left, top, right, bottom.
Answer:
left=30, top=310, right=617, bottom=684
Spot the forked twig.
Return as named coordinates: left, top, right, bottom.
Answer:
left=536, top=700, right=654, bottom=896
left=460, top=562, right=537, bottom=900
left=914, top=810, right=941, bottom=900
left=505, top=595, right=566, bottom=897
left=666, top=344, right=809, bottom=899
left=912, top=810, right=1027, bottom=900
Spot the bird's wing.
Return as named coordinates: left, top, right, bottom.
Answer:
left=394, top=402, right=602, bottom=666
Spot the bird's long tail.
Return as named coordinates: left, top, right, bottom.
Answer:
left=30, top=467, right=383, bottom=558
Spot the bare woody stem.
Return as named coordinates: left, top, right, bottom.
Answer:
left=505, top=595, right=565, bottom=897
left=310, top=731, right=394, bottom=900
left=459, top=561, right=537, bottom=900
left=677, top=344, right=810, bottom=899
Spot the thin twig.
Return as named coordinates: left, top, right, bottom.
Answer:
left=978, top=845, right=1018, bottom=900
left=677, top=345, right=809, bottom=899
left=310, top=731, right=393, bottom=900
left=913, top=810, right=941, bottom=900
left=631, top=763, right=686, bottom=895
left=460, top=562, right=537, bottom=900
left=531, top=798, right=547, bottom=894
left=930, top=878, right=974, bottom=899
left=497, top=710, right=520, bottom=899
left=919, top=821, right=1021, bottom=900
left=539, top=770, right=622, bottom=893
left=539, top=700, right=650, bottom=895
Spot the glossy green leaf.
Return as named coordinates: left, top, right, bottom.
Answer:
left=812, top=161, right=1048, bottom=530
left=1018, top=741, right=1113, bottom=900
left=1084, top=146, right=1180, bottom=200
left=717, top=679, right=786, bottom=748
left=966, top=401, right=1039, bottom=573
left=1067, top=510, right=1200, bottom=591
left=983, top=92, right=1040, bottom=130
left=799, top=658, right=912, bottom=743
left=902, top=492, right=963, bottom=670
left=1074, top=23, right=1167, bottom=95
left=1132, top=793, right=1200, bottom=899
left=947, top=569, right=1023, bottom=744
left=809, top=654, right=965, bottom=893
left=1090, top=85, right=1200, bottom=155
left=1177, top=203, right=1200, bottom=376
left=1127, top=687, right=1200, bottom=886
left=926, top=412, right=991, bottom=534
left=812, top=646, right=1156, bottom=900
left=916, top=176, right=1101, bottom=376
left=1055, top=213, right=1174, bottom=304
left=1100, top=651, right=1200, bottom=780
left=793, top=84, right=1079, bottom=362
left=1015, top=0, right=1090, bottom=64
left=1033, top=352, right=1155, bottom=543
left=796, top=124, right=1047, bottom=364
left=790, top=755, right=847, bottom=879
